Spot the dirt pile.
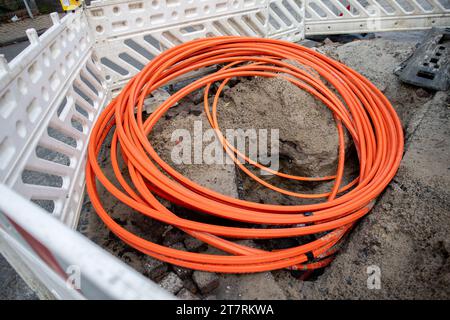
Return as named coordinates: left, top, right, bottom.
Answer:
left=295, top=38, right=450, bottom=299
left=298, top=92, right=450, bottom=299
left=218, top=73, right=345, bottom=177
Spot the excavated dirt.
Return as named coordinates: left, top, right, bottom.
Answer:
left=298, top=92, right=450, bottom=299
left=78, top=35, right=450, bottom=299
left=216, top=69, right=357, bottom=207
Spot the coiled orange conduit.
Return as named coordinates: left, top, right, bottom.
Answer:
left=86, top=37, right=403, bottom=273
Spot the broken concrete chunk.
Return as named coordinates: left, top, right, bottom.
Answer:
left=142, top=255, right=168, bottom=281
left=192, top=271, right=220, bottom=295
left=176, top=288, right=200, bottom=300
left=159, top=272, right=184, bottom=295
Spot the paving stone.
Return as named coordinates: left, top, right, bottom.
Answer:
left=158, top=272, right=184, bottom=295
left=192, top=271, right=220, bottom=294
left=0, top=14, right=63, bottom=45
left=143, top=255, right=168, bottom=281
left=176, top=288, right=200, bottom=300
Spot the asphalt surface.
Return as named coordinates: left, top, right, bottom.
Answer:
left=0, top=254, right=37, bottom=300
left=0, top=41, right=30, bottom=62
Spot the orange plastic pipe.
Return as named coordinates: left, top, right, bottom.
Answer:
left=85, top=37, right=403, bottom=273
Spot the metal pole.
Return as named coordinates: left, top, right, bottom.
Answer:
left=22, top=0, right=34, bottom=19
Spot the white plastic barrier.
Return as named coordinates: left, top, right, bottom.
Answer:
left=0, top=185, right=173, bottom=299
left=86, top=0, right=450, bottom=91
left=86, top=0, right=305, bottom=90
left=0, top=11, right=106, bottom=228
left=0, top=10, right=172, bottom=299
left=304, top=0, right=450, bottom=35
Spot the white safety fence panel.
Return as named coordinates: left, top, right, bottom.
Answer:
left=268, top=0, right=305, bottom=40
left=304, top=0, right=450, bottom=35
left=0, top=185, right=174, bottom=299
left=85, top=0, right=305, bottom=91
left=0, top=11, right=107, bottom=228
left=0, top=10, right=173, bottom=299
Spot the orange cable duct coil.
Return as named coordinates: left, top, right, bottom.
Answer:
left=86, top=37, right=404, bottom=273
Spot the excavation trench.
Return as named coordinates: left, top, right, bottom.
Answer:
left=78, top=36, right=437, bottom=299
